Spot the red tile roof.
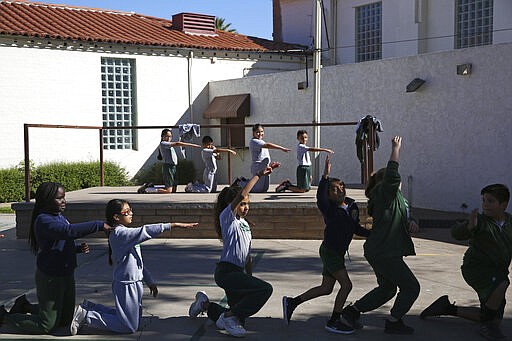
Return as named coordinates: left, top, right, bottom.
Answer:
left=0, top=0, right=304, bottom=52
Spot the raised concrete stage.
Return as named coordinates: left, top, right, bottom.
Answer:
left=12, top=185, right=371, bottom=239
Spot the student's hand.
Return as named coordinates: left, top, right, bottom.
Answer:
left=281, top=147, right=291, bottom=152
left=229, top=150, right=237, bottom=155
left=408, top=221, right=420, bottom=234
left=80, top=242, right=90, bottom=254
left=467, top=209, right=478, bottom=230
left=148, top=284, right=158, bottom=298
left=323, top=154, right=331, bottom=177
left=269, top=161, right=280, bottom=169
left=102, top=222, right=115, bottom=232
left=0, top=234, right=5, bottom=239
left=172, top=222, right=198, bottom=229
left=392, top=136, right=402, bottom=149
left=325, top=149, right=335, bottom=154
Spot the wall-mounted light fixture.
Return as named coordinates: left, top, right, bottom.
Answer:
left=406, top=78, right=425, bottom=92
left=298, top=81, right=308, bottom=90
left=457, top=63, right=472, bottom=75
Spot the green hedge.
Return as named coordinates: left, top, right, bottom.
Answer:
left=0, top=161, right=130, bottom=203
left=132, top=159, right=196, bottom=186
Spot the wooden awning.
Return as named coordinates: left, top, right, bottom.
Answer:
left=203, top=94, right=250, bottom=119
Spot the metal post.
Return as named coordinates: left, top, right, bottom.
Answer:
left=227, top=126, right=232, bottom=183
left=313, top=0, right=322, bottom=184
left=99, top=128, right=104, bottom=186
left=24, top=124, right=30, bottom=202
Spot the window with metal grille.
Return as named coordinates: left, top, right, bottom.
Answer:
left=455, top=0, right=493, bottom=49
left=101, top=58, right=137, bottom=150
left=355, top=2, right=382, bottom=63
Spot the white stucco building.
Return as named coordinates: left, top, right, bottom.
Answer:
left=0, top=1, right=304, bottom=178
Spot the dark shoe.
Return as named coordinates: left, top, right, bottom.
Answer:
left=479, top=322, right=507, bottom=340
left=275, top=180, right=288, bottom=193
left=282, top=296, right=296, bottom=325
left=0, top=305, right=7, bottom=326
left=384, top=319, right=414, bottom=335
left=325, top=318, right=355, bottom=334
left=420, top=295, right=454, bottom=319
left=9, top=294, right=32, bottom=314
left=342, top=305, right=363, bottom=329
left=137, top=183, right=148, bottom=194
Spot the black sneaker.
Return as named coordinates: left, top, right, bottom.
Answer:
left=420, top=295, right=454, bottom=319
left=479, top=322, right=507, bottom=340
left=275, top=180, right=288, bottom=193
left=282, top=296, right=296, bottom=325
left=9, top=294, right=32, bottom=314
left=342, top=305, right=363, bottom=329
left=384, top=319, right=414, bottom=335
left=325, top=318, right=355, bottom=335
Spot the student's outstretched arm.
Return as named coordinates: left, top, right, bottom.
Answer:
left=390, top=136, right=401, bottom=162
left=214, top=148, right=237, bottom=155
left=308, top=147, right=334, bottom=154
left=172, top=141, right=202, bottom=148
left=262, top=142, right=290, bottom=152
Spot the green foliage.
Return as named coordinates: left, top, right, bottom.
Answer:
left=132, top=160, right=196, bottom=186
left=215, top=17, right=237, bottom=33
left=0, top=161, right=130, bottom=203
left=0, top=166, right=25, bottom=202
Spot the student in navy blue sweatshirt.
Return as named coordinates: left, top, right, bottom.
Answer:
left=282, top=155, right=370, bottom=334
left=0, top=182, right=111, bottom=334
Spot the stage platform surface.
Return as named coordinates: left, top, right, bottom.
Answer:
left=11, top=185, right=368, bottom=240
left=11, top=185, right=467, bottom=240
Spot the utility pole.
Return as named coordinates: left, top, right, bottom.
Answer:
left=313, top=0, right=322, bottom=184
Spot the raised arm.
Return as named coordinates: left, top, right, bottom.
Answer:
left=262, top=142, right=290, bottom=152
left=230, top=162, right=279, bottom=210
left=390, top=136, right=401, bottom=162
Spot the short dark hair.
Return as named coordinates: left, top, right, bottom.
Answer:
left=202, top=135, right=214, bottom=144
left=161, top=128, right=171, bottom=137
left=297, top=130, right=308, bottom=138
left=481, top=184, right=510, bottom=203
left=252, top=123, right=263, bottom=132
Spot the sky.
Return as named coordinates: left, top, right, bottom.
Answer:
left=54, top=0, right=274, bottom=39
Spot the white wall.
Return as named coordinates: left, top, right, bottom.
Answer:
left=209, top=43, right=512, bottom=212
left=280, top=0, right=512, bottom=64
left=0, top=42, right=302, bottom=178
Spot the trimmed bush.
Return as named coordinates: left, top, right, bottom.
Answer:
left=0, top=161, right=130, bottom=203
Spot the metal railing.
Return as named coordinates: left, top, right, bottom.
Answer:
left=23, top=122, right=375, bottom=201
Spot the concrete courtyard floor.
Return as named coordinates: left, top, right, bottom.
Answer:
left=1, top=213, right=511, bottom=340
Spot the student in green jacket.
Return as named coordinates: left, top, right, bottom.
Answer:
left=420, top=183, right=511, bottom=341
left=341, top=136, right=420, bottom=335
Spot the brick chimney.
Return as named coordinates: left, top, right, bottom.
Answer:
left=172, top=13, right=217, bottom=35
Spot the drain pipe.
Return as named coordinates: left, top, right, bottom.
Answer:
left=407, top=175, right=413, bottom=206
left=187, top=50, right=194, bottom=122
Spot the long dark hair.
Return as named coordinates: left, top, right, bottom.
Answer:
left=214, top=185, right=243, bottom=242
left=28, top=182, right=63, bottom=255
left=105, top=199, right=129, bottom=265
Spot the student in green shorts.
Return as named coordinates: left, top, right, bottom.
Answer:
left=275, top=130, right=333, bottom=193
left=421, top=183, right=511, bottom=341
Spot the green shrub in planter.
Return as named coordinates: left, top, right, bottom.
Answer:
left=0, top=160, right=130, bottom=203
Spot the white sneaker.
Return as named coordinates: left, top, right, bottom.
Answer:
left=188, top=291, right=209, bottom=317
left=70, top=304, right=87, bottom=336
left=216, top=312, right=246, bottom=337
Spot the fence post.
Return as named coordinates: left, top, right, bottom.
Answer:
left=24, top=124, right=31, bottom=202
left=99, top=128, right=104, bottom=186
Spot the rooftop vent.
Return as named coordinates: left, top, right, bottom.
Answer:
left=172, top=13, right=217, bottom=36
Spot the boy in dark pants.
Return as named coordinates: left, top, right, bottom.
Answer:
left=421, top=184, right=511, bottom=340
left=281, top=155, right=370, bottom=334
left=341, top=136, right=420, bottom=334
